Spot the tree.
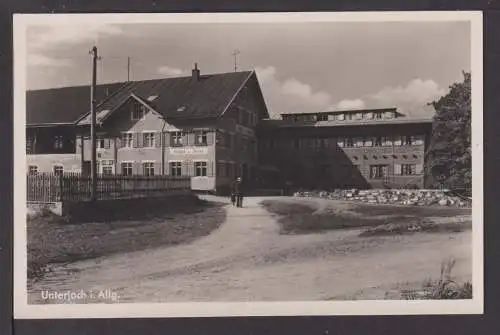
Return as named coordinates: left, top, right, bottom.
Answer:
left=426, top=71, right=471, bottom=191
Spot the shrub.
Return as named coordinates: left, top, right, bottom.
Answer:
left=402, top=259, right=472, bottom=300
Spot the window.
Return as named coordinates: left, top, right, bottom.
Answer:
left=413, top=136, right=424, bottom=145
left=328, top=114, right=336, bottom=121
left=308, top=138, right=316, bottom=148
left=364, top=112, right=373, bottom=120
left=28, top=165, right=38, bottom=175
left=317, top=114, right=328, bottom=121
left=143, top=132, right=155, bottom=147
left=337, top=138, right=345, bottom=148
left=195, top=131, right=207, bottom=146
left=364, top=138, right=373, bottom=147
left=101, top=160, right=114, bottom=175
left=401, top=136, right=413, bottom=146
left=54, top=135, right=63, bottom=149
left=53, top=165, right=63, bottom=175
left=97, top=136, right=111, bottom=149
left=384, top=111, right=394, bottom=119
left=383, top=136, right=393, bottom=147
left=121, top=162, right=133, bottom=176
left=337, top=114, right=345, bottom=121
left=195, top=161, right=207, bottom=177
left=97, top=136, right=105, bottom=149
left=170, top=161, right=182, bottom=176
left=131, top=103, right=146, bottom=120
left=400, top=164, right=416, bottom=176
left=171, top=131, right=183, bottom=146
left=143, top=162, right=155, bottom=176
left=374, top=112, right=383, bottom=119
left=370, top=165, right=388, bottom=179
left=218, top=162, right=226, bottom=177
left=345, top=138, right=354, bottom=148
left=344, top=113, right=353, bottom=121
left=355, top=113, right=363, bottom=120
left=122, top=133, right=133, bottom=148
left=320, top=138, right=329, bottom=148
left=354, top=138, right=364, bottom=148
left=26, top=136, right=34, bottom=154
left=373, top=136, right=383, bottom=147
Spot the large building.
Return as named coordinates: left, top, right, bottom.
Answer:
left=26, top=65, right=268, bottom=194
left=257, top=109, right=433, bottom=189
left=26, top=65, right=434, bottom=192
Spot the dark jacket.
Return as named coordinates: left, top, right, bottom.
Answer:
left=231, top=180, right=242, bottom=194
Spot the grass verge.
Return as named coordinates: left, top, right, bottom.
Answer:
left=401, top=259, right=472, bottom=300
left=27, top=197, right=226, bottom=282
left=260, top=199, right=471, bottom=235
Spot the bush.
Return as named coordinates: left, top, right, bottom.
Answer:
left=402, top=259, right=472, bottom=300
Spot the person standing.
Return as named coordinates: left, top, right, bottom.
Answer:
left=232, top=177, right=243, bottom=207
left=231, top=177, right=240, bottom=207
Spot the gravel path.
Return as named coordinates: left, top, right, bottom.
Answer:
left=28, top=196, right=471, bottom=303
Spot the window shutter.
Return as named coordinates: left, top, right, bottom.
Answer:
left=137, top=132, right=144, bottom=148
left=164, top=132, right=171, bottom=147
left=155, top=132, right=162, bottom=148
left=132, top=133, right=138, bottom=148
left=207, top=161, right=214, bottom=177
left=182, top=160, right=190, bottom=176
left=415, top=164, right=423, bottom=174
left=207, top=131, right=214, bottom=145
left=104, top=138, right=111, bottom=149
left=133, top=162, right=140, bottom=175
left=154, top=162, right=162, bottom=175
left=115, top=137, right=121, bottom=149
left=394, top=164, right=401, bottom=175
left=183, top=132, right=189, bottom=146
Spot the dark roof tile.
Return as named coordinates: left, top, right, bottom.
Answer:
left=27, top=70, right=255, bottom=125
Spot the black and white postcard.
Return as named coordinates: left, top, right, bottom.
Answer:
left=13, top=11, right=483, bottom=318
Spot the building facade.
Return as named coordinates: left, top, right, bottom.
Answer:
left=26, top=66, right=267, bottom=194
left=26, top=66, right=434, bottom=192
left=257, top=109, right=433, bottom=190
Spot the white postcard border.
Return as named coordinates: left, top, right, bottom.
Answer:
left=13, top=11, right=484, bottom=318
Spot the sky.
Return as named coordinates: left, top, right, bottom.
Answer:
left=26, top=21, right=471, bottom=119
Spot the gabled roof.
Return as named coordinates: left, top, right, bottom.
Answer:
left=26, top=82, right=128, bottom=126
left=26, top=70, right=265, bottom=126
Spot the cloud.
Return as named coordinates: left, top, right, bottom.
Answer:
left=27, top=24, right=125, bottom=71
left=335, top=99, right=366, bottom=110
left=281, top=78, right=331, bottom=106
left=157, top=66, right=186, bottom=77
left=29, top=24, right=124, bottom=51
left=368, top=79, right=444, bottom=117
left=255, top=66, right=333, bottom=118
left=27, top=54, right=73, bottom=67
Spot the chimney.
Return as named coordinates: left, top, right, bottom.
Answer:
left=192, top=63, right=200, bottom=81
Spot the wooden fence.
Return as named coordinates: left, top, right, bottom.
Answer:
left=27, top=173, right=192, bottom=202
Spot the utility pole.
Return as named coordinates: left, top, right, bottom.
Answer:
left=127, top=56, right=131, bottom=82
left=89, top=46, right=98, bottom=201
left=232, top=49, right=240, bottom=72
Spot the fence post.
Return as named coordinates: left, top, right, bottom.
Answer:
left=58, top=172, right=64, bottom=202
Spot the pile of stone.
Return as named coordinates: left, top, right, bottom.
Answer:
left=293, top=189, right=471, bottom=208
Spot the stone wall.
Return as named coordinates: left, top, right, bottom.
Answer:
left=293, top=189, right=471, bottom=208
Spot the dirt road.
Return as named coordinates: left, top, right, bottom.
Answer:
left=28, top=196, right=471, bottom=303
